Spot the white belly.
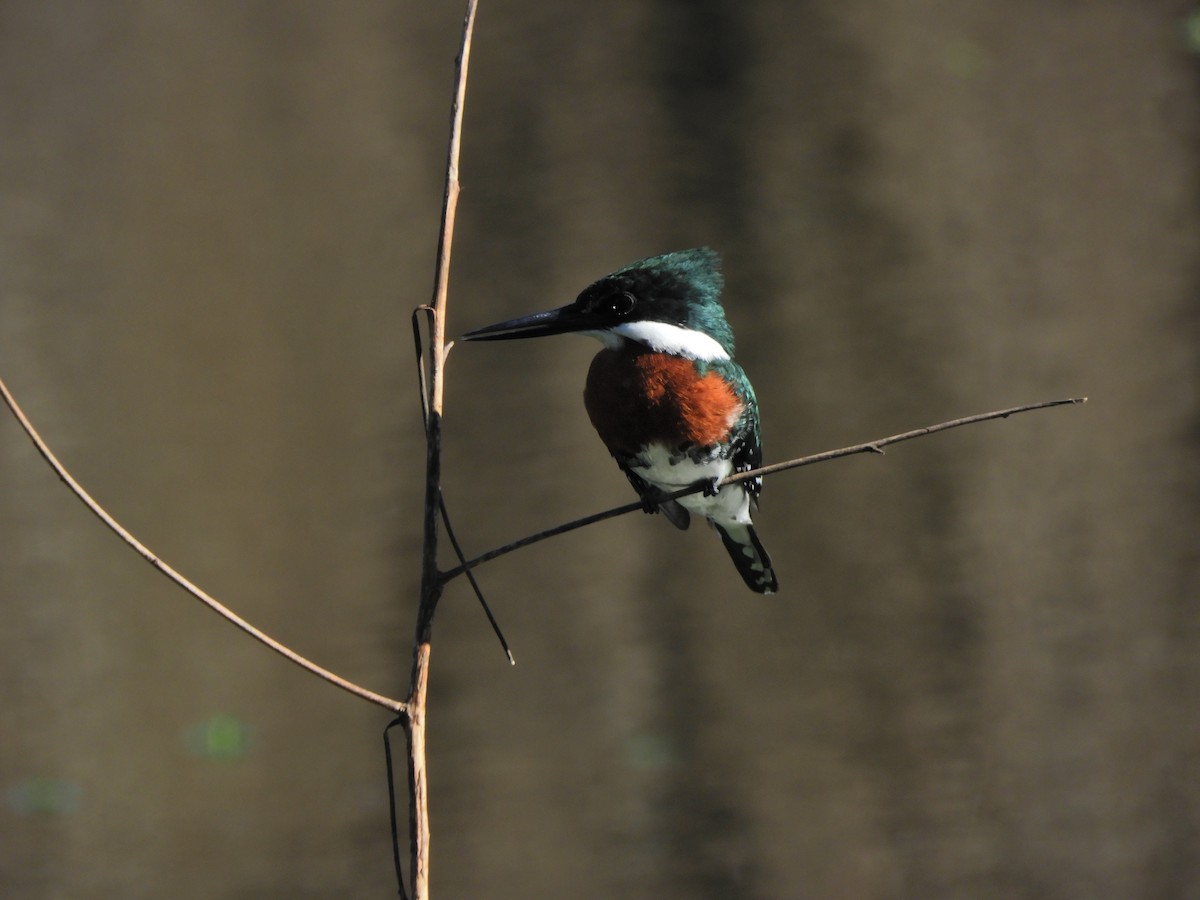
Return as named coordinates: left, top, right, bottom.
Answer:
left=630, top=443, right=752, bottom=525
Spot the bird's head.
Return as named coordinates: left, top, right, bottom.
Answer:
left=460, top=248, right=735, bottom=362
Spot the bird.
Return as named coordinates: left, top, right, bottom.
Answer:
left=460, top=248, right=778, bottom=594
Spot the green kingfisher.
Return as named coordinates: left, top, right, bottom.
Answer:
left=461, top=248, right=778, bottom=594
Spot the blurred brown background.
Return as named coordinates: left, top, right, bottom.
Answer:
left=1, top=2, right=1197, bottom=897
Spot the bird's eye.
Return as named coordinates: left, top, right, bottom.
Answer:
left=610, top=291, right=636, bottom=316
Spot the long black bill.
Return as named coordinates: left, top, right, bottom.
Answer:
left=460, top=304, right=590, bottom=342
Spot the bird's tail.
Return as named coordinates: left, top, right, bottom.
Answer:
left=713, top=522, right=779, bottom=594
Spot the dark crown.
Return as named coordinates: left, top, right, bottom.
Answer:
left=575, top=248, right=736, bottom=354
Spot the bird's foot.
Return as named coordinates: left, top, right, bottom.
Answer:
left=698, top=477, right=722, bottom=498
left=639, top=489, right=667, bottom=515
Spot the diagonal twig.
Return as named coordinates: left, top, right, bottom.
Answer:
left=438, top=491, right=515, bottom=664
left=0, top=373, right=406, bottom=714
left=440, top=396, right=1087, bottom=582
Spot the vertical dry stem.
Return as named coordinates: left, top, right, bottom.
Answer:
left=405, top=2, right=478, bottom=898
left=405, top=641, right=433, bottom=897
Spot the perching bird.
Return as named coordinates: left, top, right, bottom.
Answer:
left=461, top=248, right=778, bottom=594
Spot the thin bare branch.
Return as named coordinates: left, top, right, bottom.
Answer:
left=411, top=305, right=435, bottom=427
left=439, top=490, right=515, bottom=664
left=384, top=717, right=410, bottom=900
left=729, top=397, right=1088, bottom=485
left=0, top=373, right=406, bottom=714
left=440, top=396, right=1087, bottom=581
